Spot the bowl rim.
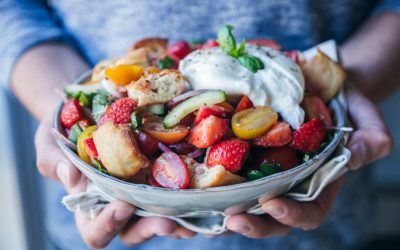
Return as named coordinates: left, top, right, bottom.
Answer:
left=54, top=69, right=347, bottom=194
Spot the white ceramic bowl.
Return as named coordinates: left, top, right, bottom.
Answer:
left=54, top=71, right=346, bottom=216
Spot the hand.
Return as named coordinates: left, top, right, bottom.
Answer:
left=35, top=114, right=195, bottom=248
left=345, top=84, right=394, bottom=170
left=226, top=176, right=344, bottom=237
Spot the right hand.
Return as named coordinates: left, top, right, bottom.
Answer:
left=35, top=113, right=196, bottom=248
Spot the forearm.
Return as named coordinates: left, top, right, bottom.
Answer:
left=341, top=12, right=400, bottom=102
left=11, top=43, right=89, bottom=121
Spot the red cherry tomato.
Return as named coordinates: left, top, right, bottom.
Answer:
left=247, top=39, right=282, bottom=50
left=194, top=105, right=232, bottom=125
left=152, top=152, right=190, bottom=189
left=255, top=146, right=300, bottom=171
left=202, top=39, right=219, bottom=49
left=149, top=174, right=162, bottom=187
left=167, top=41, right=192, bottom=59
left=234, top=96, right=254, bottom=113
left=136, top=131, right=159, bottom=158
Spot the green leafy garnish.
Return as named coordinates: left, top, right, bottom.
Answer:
left=156, top=56, right=174, bottom=69
left=91, top=91, right=114, bottom=122
left=247, top=170, right=264, bottom=181
left=78, top=92, right=90, bottom=107
left=260, top=163, right=281, bottom=176
left=130, top=111, right=141, bottom=129
left=92, top=159, right=110, bottom=175
left=68, top=123, right=83, bottom=144
left=217, top=25, right=264, bottom=72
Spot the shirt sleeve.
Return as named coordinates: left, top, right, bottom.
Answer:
left=373, top=0, right=400, bottom=14
left=0, top=0, right=70, bottom=89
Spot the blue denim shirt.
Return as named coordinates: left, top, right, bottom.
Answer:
left=1, top=1, right=400, bottom=249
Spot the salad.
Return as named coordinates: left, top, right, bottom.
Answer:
left=57, top=25, right=346, bottom=189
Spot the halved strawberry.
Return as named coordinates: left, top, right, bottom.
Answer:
left=291, top=118, right=326, bottom=153
left=253, top=122, right=292, bottom=148
left=97, top=97, right=137, bottom=126
left=188, top=115, right=229, bottom=148
left=83, top=138, right=98, bottom=161
left=61, top=99, right=82, bottom=128
left=234, top=95, right=254, bottom=113
left=207, top=138, right=250, bottom=173
left=194, top=105, right=232, bottom=125
left=302, top=95, right=333, bottom=127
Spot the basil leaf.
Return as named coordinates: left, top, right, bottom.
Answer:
left=217, top=25, right=237, bottom=57
left=247, top=170, right=264, bottom=181
left=236, top=39, right=246, bottom=57
left=260, top=163, right=281, bottom=177
left=68, top=123, right=83, bottom=144
left=130, top=111, right=141, bottom=129
left=156, top=56, right=174, bottom=69
left=238, top=54, right=265, bottom=73
left=303, top=154, right=311, bottom=162
left=78, top=92, right=90, bottom=107
left=92, top=91, right=113, bottom=122
left=93, top=159, right=110, bottom=175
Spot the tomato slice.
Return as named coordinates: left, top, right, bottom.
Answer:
left=77, top=126, right=97, bottom=164
left=152, top=152, right=190, bottom=189
left=143, top=120, right=189, bottom=144
left=234, top=96, right=254, bottom=113
left=232, top=106, right=278, bottom=139
left=247, top=39, right=282, bottom=50
left=104, top=64, right=144, bottom=86
left=194, top=105, right=232, bottom=125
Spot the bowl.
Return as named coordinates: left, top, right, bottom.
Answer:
left=53, top=70, right=347, bottom=217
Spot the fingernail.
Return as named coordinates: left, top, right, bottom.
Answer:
left=57, top=162, right=71, bottom=187
left=348, top=142, right=368, bottom=170
left=114, top=206, right=135, bottom=221
left=230, top=226, right=251, bottom=234
left=264, top=205, right=285, bottom=219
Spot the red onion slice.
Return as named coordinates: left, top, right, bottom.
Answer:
left=51, top=128, right=77, bottom=151
left=166, top=89, right=210, bottom=109
left=187, top=148, right=205, bottom=159
left=157, top=142, right=172, bottom=153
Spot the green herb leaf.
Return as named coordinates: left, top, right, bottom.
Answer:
left=68, top=123, right=83, bottom=144
left=92, top=159, right=110, bottom=175
left=260, top=163, right=281, bottom=177
left=91, top=91, right=113, bottom=122
left=247, top=170, right=264, bottom=181
left=238, top=54, right=265, bottom=73
left=130, top=111, right=141, bottom=129
left=156, top=56, right=174, bottom=69
left=78, top=92, right=90, bottom=107
left=303, top=154, right=311, bottom=162
left=217, top=25, right=237, bottom=57
left=236, top=39, right=246, bottom=56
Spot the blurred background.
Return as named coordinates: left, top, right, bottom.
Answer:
left=0, top=88, right=399, bottom=250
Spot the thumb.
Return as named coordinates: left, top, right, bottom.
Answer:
left=34, top=114, right=81, bottom=188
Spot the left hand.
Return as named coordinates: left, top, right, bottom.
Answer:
left=226, top=176, right=344, bottom=237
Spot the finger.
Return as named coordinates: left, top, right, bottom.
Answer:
left=76, top=200, right=135, bottom=249
left=168, top=226, right=197, bottom=239
left=261, top=177, right=344, bottom=230
left=204, top=231, right=234, bottom=238
left=226, top=214, right=290, bottom=238
left=120, top=217, right=178, bottom=246
left=345, top=85, right=394, bottom=169
left=35, top=116, right=81, bottom=188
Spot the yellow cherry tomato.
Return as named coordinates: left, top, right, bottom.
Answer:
left=104, top=64, right=144, bottom=86
left=146, top=66, right=161, bottom=74
left=77, top=126, right=97, bottom=164
left=231, top=106, right=278, bottom=139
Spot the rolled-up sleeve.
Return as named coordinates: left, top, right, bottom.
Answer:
left=0, top=0, right=69, bottom=88
left=373, top=0, right=400, bottom=14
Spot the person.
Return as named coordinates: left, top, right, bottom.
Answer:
left=1, top=0, right=399, bottom=249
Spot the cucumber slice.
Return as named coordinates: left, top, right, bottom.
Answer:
left=64, top=82, right=104, bottom=97
left=146, top=104, right=165, bottom=115
left=163, top=90, right=226, bottom=128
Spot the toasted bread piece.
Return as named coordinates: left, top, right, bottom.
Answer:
left=299, top=49, right=346, bottom=101
left=91, top=58, right=118, bottom=82
left=126, top=69, right=185, bottom=106
left=93, top=122, right=149, bottom=179
left=181, top=156, right=246, bottom=189
left=116, top=47, right=150, bottom=67
left=131, top=38, right=168, bottom=59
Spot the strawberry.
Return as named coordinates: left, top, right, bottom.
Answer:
left=291, top=118, right=326, bottom=153
left=254, top=146, right=299, bottom=171
left=167, top=41, right=192, bottom=59
left=188, top=115, right=229, bottom=148
left=83, top=138, right=98, bottom=161
left=302, top=95, right=333, bottom=127
left=253, top=122, right=292, bottom=147
left=194, top=105, right=231, bottom=125
left=207, top=138, right=250, bottom=173
left=234, top=95, right=254, bottom=113
left=61, top=99, right=82, bottom=128
left=97, top=97, right=137, bottom=126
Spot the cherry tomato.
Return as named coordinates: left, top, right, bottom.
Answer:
left=302, top=95, right=333, bottom=127
left=167, top=41, right=192, bottom=59
left=144, top=120, right=189, bottom=144
left=77, top=126, right=97, bottom=164
left=247, top=39, right=282, bottom=50
left=152, top=152, right=190, bottom=189
left=283, top=51, right=299, bottom=63
left=232, top=106, right=278, bottom=139
left=254, top=146, right=300, bottom=171
left=194, top=105, right=232, bottom=125
left=217, top=101, right=235, bottom=113
left=202, top=39, right=219, bottom=49
left=234, top=96, right=254, bottom=113
left=136, top=131, right=159, bottom=158
left=105, top=64, right=144, bottom=86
